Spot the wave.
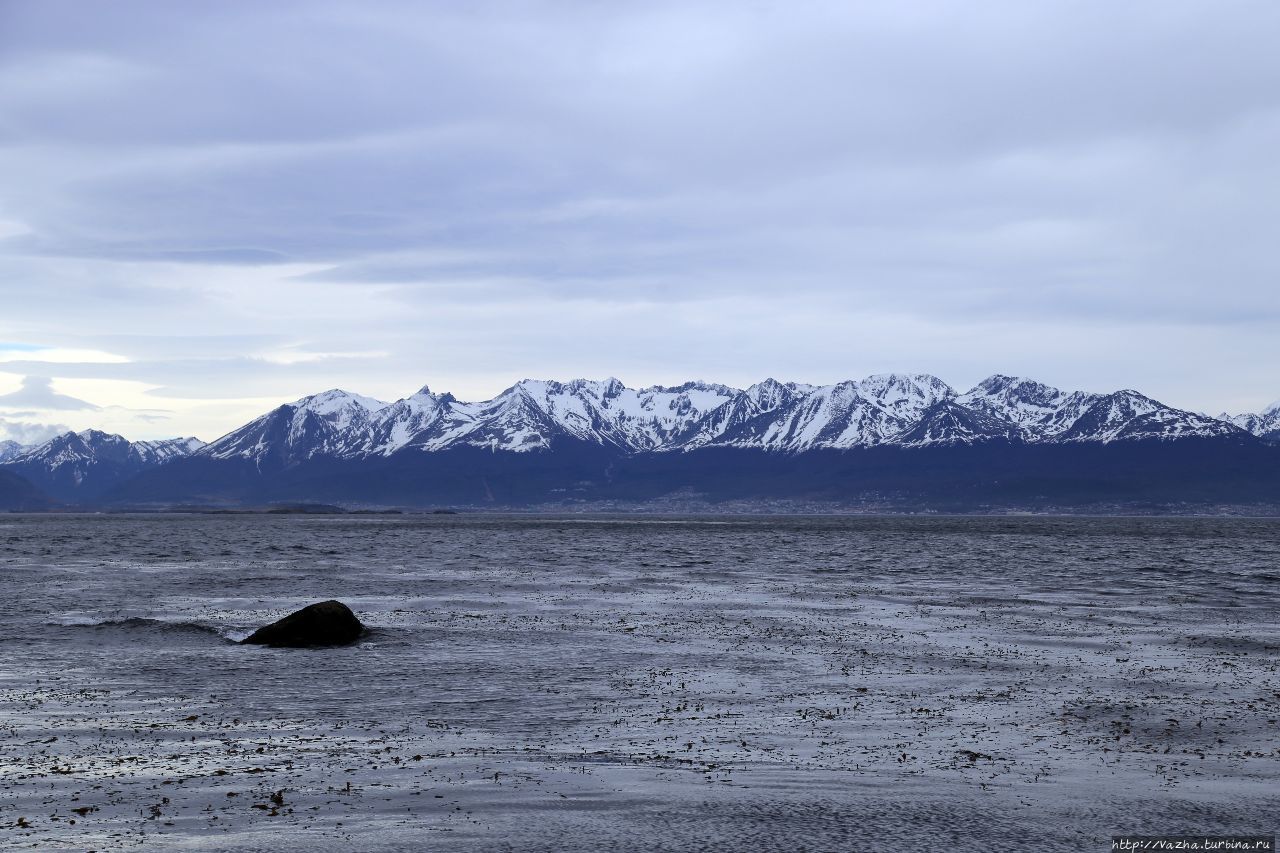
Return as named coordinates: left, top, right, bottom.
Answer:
left=50, top=616, right=237, bottom=642
left=353, top=626, right=410, bottom=648
left=48, top=616, right=404, bottom=647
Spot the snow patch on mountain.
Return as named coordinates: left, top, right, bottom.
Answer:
left=294, top=388, right=389, bottom=416
left=131, top=436, right=207, bottom=464
left=0, top=439, right=27, bottom=463
left=895, top=401, right=1022, bottom=448
left=1054, top=391, right=1241, bottom=443
left=678, top=379, right=811, bottom=449
left=1221, top=398, right=1280, bottom=441
left=703, top=375, right=956, bottom=451
left=858, top=373, right=956, bottom=418
left=960, top=375, right=1065, bottom=430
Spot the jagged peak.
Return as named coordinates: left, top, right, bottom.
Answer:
left=0, top=438, right=25, bottom=463
left=742, top=378, right=809, bottom=411
left=75, top=428, right=122, bottom=443
left=972, top=373, right=1019, bottom=390
left=500, top=379, right=546, bottom=399
left=861, top=371, right=948, bottom=384
left=746, top=377, right=787, bottom=397
left=1071, top=389, right=1161, bottom=421
left=643, top=380, right=738, bottom=396
left=1108, top=389, right=1157, bottom=404
left=966, top=374, right=1058, bottom=396
left=805, top=379, right=866, bottom=405
left=857, top=372, right=955, bottom=400
left=533, top=377, right=628, bottom=397
left=400, top=384, right=449, bottom=406
left=748, top=377, right=813, bottom=393
left=136, top=435, right=205, bottom=447
left=503, top=377, right=560, bottom=394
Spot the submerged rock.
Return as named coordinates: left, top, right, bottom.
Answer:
left=241, top=600, right=364, bottom=648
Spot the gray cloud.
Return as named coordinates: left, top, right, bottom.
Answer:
left=0, top=376, right=100, bottom=411
left=0, top=417, right=69, bottom=445
left=0, top=0, right=1278, bottom=432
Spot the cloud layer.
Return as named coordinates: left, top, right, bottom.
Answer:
left=0, top=376, right=100, bottom=411
left=1, top=0, right=1278, bottom=441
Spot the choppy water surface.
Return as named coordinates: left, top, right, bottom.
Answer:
left=1, top=514, right=1278, bottom=851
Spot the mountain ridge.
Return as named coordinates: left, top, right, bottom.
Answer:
left=194, top=373, right=1260, bottom=462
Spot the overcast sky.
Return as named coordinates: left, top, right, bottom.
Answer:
left=1, top=0, right=1278, bottom=443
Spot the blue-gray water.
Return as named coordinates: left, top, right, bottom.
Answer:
left=2, top=514, right=1278, bottom=851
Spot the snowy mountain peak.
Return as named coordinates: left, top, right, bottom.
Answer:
left=1220, top=398, right=1280, bottom=440
left=745, top=378, right=806, bottom=410
left=662, top=380, right=736, bottom=395
left=958, top=375, right=1081, bottom=438
left=549, top=377, right=627, bottom=397
left=294, top=388, right=389, bottom=414
left=399, top=384, right=455, bottom=409
left=75, top=428, right=125, bottom=445
left=970, top=374, right=1020, bottom=393
left=132, top=437, right=207, bottom=463
left=856, top=373, right=955, bottom=408
left=0, top=439, right=26, bottom=463
left=1054, top=390, right=1245, bottom=444
left=967, top=374, right=1063, bottom=399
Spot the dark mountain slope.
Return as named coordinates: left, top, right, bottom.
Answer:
left=0, top=469, right=52, bottom=511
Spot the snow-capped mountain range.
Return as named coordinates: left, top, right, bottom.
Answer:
left=195, top=373, right=1265, bottom=465
left=6, top=429, right=205, bottom=469
left=2, top=375, right=1276, bottom=476
left=4, top=375, right=1275, bottom=472
left=1, top=430, right=204, bottom=500
left=1220, top=399, right=1280, bottom=443
left=3, top=374, right=1277, bottom=506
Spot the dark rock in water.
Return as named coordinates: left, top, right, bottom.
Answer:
left=241, top=600, right=364, bottom=648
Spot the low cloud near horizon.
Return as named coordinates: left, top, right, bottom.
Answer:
left=1, top=0, right=1278, bottom=442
